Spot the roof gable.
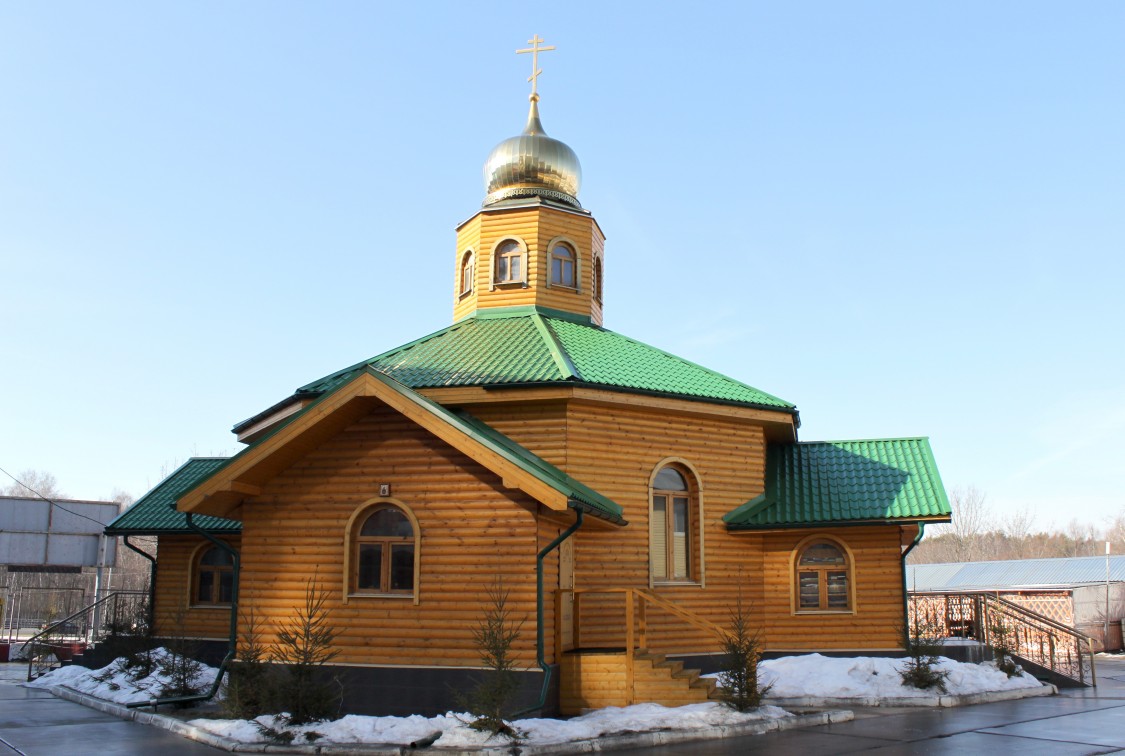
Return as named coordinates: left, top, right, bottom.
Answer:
left=105, top=458, right=240, bottom=535
left=724, top=438, right=951, bottom=530
left=181, top=367, right=624, bottom=524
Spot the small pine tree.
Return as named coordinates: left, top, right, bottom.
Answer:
left=718, top=590, right=768, bottom=711
left=898, top=615, right=950, bottom=693
left=222, top=606, right=271, bottom=719
left=989, top=623, right=1021, bottom=677
left=157, top=605, right=205, bottom=706
left=461, top=577, right=526, bottom=739
left=270, top=576, right=340, bottom=725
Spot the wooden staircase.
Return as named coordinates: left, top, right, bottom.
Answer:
left=556, top=587, right=727, bottom=715
left=560, top=648, right=719, bottom=714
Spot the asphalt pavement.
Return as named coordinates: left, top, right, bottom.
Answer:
left=4, top=657, right=1125, bottom=754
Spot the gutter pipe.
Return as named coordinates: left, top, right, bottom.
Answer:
left=126, top=513, right=240, bottom=709
left=512, top=507, right=584, bottom=719
left=900, top=522, right=926, bottom=632
left=122, top=536, right=157, bottom=632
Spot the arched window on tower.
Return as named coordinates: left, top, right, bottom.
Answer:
left=593, top=256, right=603, bottom=302
left=460, top=251, right=474, bottom=296
left=550, top=243, right=576, bottom=288
left=494, top=239, right=524, bottom=284
left=650, top=465, right=697, bottom=582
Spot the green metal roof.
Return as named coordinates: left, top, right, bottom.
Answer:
left=295, top=309, right=794, bottom=412
left=723, top=438, right=951, bottom=530
left=105, top=458, right=242, bottom=535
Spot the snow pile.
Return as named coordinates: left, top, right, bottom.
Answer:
left=749, top=654, right=1041, bottom=699
left=189, top=703, right=791, bottom=747
left=26, top=648, right=219, bottom=705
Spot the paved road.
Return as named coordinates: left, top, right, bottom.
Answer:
left=4, top=658, right=1125, bottom=754
left=0, top=663, right=220, bottom=756
left=625, top=657, right=1125, bottom=754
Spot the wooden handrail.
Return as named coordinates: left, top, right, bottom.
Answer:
left=633, top=588, right=726, bottom=641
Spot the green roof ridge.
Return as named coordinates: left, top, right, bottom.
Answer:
left=363, top=367, right=624, bottom=523
left=532, top=313, right=582, bottom=381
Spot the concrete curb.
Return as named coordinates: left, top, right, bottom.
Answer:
left=35, top=684, right=852, bottom=754
left=763, top=681, right=1057, bottom=709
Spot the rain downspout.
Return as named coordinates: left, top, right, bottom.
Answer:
left=122, top=536, right=157, bottom=632
left=512, top=507, right=584, bottom=718
left=900, top=522, right=926, bottom=632
left=127, top=513, right=240, bottom=709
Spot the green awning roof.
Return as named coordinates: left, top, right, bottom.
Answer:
left=294, top=308, right=794, bottom=412
left=105, top=458, right=242, bottom=535
left=723, top=438, right=951, bottom=530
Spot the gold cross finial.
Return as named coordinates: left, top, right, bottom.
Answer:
left=516, top=34, right=555, bottom=102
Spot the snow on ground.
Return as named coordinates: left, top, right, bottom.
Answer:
left=25, top=651, right=1044, bottom=747
left=718, top=653, right=1042, bottom=699
left=26, top=648, right=219, bottom=705
left=189, top=703, right=792, bottom=748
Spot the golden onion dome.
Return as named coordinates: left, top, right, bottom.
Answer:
left=483, top=97, right=582, bottom=208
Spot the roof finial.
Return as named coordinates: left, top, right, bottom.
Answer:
left=516, top=34, right=555, bottom=103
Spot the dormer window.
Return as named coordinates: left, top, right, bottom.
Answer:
left=550, top=243, right=576, bottom=288
left=460, top=251, right=474, bottom=295
left=494, top=239, right=524, bottom=284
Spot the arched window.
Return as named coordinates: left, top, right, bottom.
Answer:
left=794, top=539, right=852, bottom=611
left=194, top=546, right=234, bottom=606
left=494, top=239, right=523, bottom=284
left=651, top=465, right=696, bottom=582
left=353, top=504, right=417, bottom=595
left=460, top=251, right=474, bottom=295
left=550, top=243, right=576, bottom=288
left=593, top=256, right=603, bottom=302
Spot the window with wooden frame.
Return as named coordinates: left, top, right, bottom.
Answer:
left=592, top=256, right=603, bottom=302
left=193, top=546, right=234, bottom=606
left=549, top=243, right=576, bottom=288
left=794, top=539, right=852, bottom=612
left=353, top=504, right=417, bottom=596
left=460, top=251, right=474, bottom=295
left=493, top=239, right=524, bottom=285
left=650, top=465, right=696, bottom=582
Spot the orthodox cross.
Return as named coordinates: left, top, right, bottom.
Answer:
left=516, top=34, right=555, bottom=100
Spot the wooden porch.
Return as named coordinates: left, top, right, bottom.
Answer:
left=555, top=587, right=726, bottom=715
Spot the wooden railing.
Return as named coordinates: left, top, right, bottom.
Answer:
left=909, top=591, right=1097, bottom=686
left=556, top=587, right=726, bottom=704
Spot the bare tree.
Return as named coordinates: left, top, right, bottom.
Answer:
left=1, top=469, right=66, bottom=499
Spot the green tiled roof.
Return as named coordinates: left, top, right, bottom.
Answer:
left=106, top=458, right=241, bottom=535
left=296, top=309, right=794, bottom=412
left=723, top=438, right=950, bottom=530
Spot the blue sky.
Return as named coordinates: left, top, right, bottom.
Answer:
left=1, top=2, right=1122, bottom=531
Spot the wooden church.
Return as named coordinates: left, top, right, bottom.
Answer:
left=107, top=42, right=951, bottom=716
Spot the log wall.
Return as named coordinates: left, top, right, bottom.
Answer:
left=235, top=402, right=547, bottom=668
left=152, top=534, right=241, bottom=640
left=453, top=205, right=605, bottom=324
